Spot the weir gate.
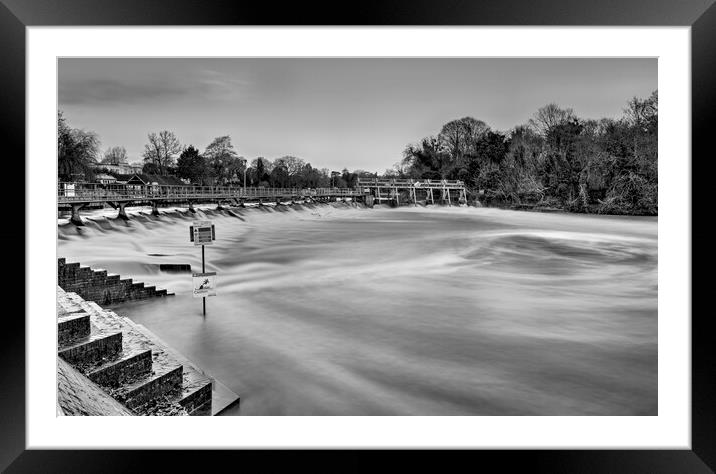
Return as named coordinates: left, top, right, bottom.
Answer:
left=58, top=179, right=467, bottom=224
left=356, top=178, right=467, bottom=207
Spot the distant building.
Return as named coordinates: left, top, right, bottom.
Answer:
left=94, top=173, right=117, bottom=185
left=90, top=162, right=143, bottom=175
left=115, top=173, right=185, bottom=187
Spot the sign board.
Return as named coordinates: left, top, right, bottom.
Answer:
left=192, top=272, right=217, bottom=298
left=190, top=220, right=215, bottom=246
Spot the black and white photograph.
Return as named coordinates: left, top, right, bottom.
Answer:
left=55, top=57, right=658, bottom=417
left=2, top=0, right=709, bottom=466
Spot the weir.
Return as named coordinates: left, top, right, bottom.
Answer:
left=59, top=183, right=364, bottom=224
left=58, top=179, right=468, bottom=223
left=356, top=178, right=467, bottom=207
left=57, top=200, right=658, bottom=416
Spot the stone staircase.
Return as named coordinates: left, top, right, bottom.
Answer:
left=57, top=287, right=214, bottom=415
left=58, top=258, right=173, bottom=306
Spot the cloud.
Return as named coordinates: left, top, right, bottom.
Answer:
left=59, top=78, right=189, bottom=106
left=193, top=69, right=252, bottom=101
left=59, top=68, right=253, bottom=107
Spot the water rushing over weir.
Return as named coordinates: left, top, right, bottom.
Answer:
left=58, top=203, right=657, bottom=415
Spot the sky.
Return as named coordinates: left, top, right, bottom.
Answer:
left=58, top=58, right=656, bottom=173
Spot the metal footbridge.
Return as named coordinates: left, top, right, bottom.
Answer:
left=58, top=179, right=467, bottom=224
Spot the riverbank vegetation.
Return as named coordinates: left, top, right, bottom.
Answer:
left=400, top=91, right=658, bottom=215
left=58, top=91, right=657, bottom=215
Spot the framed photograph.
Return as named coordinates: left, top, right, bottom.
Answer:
left=6, top=0, right=712, bottom=471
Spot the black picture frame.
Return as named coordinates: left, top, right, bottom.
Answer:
left=3, top=0, right=711, bottom=471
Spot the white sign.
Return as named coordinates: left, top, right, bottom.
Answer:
left=192, top=272, right=217, bottom=298
left=191, top=220, right=214, bottom=246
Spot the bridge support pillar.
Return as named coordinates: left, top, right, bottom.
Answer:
left=458, top=189, right=467, bottom=205
left=151, top=201, right=160, bottom=216
left=117, top=202, right=129, bottom=220
left=70, top=203, right=86, bottom=226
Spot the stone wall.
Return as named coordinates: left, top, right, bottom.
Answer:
left=57, top=258, right=171, bottom=305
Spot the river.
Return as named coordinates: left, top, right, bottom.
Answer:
left=58, top=203, right=657, bottom=415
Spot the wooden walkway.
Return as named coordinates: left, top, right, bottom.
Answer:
left=58, top=183, right=361, bottom=205
left=58, top=179, right=468, bottom=224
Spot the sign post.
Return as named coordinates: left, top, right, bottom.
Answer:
left=190, top=220, right=216, bottom=315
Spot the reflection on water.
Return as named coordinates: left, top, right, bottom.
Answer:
left=58, top=204, right=657, bottom=415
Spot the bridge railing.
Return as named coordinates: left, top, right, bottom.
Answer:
left=58, top=182, right=362, bottom=203
left=356, top=178, right=466, bottom=188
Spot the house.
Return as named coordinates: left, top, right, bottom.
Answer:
left=95, top=173, right=117, bottom=185
left=90, top=162, right=143, bottom=175
left=115, top=173, right=186, bottom=187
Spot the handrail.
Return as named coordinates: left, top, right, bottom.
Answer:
left=356, top=178, right=466, bottom=187
left=58, top=179, right=466, bottom=204
left=57, top=183, right=363, bottom=202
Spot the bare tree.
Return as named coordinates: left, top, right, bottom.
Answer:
left=276, top=156, right=306, bottom=186
left=101, top=146, right=128, bottom=165
left=142, top=130, right=182, bottom=175
left=58, top=111, right=100, bottom=180
left=204, top=135, right=239, bottom=184
left=528, top=103, right=576, bottom=136
left=438, top=117, right=490, bottom=166
left=624, top=90, right=658, bottom=131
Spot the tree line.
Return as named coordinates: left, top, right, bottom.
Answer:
left=399, top=91, right=658, bottom=215
left=57, top=111, right=383, bottom=189
left=59, top=91, right=657, bottom=215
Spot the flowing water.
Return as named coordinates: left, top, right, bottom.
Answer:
left=58, top=203, right=657, bottom=415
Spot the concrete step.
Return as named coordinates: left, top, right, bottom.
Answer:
left=126, top=320, right=218, bottom=415
left=87, top=348, right=153, bottom=388
left=58, top=331, right=122, bottom=366
left=57, top=312, right=90, bottom=346
left=114, top=365, right=183, bottom=410
left=175, top=380, right=213, bottom=416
